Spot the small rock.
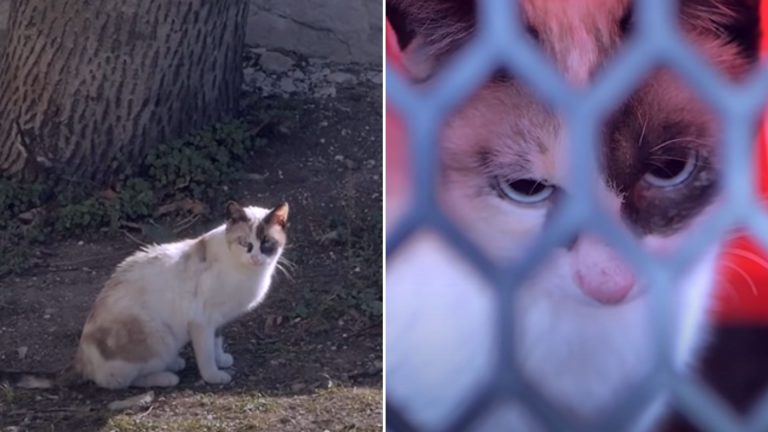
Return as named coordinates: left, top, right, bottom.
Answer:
left=319, top=230, right=342, bottom=243
left=370, top=72, right=383, bottom=84
left=344, top=159, right=359, bottom=170
left=314, top=86, right=337, bottom=98
left=243, top=67, right=258, bottom=85
left=326, top=71, right=356, bottom=84
left=244, top=172, right=269, bottom=181
left=279, top=77, right=297, bottom=93
left=259, top=51, right=294, bottom=72
left=290, top=383, right=306, bottom=392
left=108, top=391, right=155, bottom=411
left=17, top=346, right=28, bottom=359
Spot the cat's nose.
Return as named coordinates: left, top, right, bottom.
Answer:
left=574, top=267, right=635, bottom=305
left=571, top=235, right=636, bottom=305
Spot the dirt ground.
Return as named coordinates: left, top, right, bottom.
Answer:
left=0, top=60, right=382, bottom=431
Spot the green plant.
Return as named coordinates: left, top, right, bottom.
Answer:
left=0, top=119, right=258, bottom=276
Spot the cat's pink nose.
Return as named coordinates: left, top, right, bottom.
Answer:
left=574, top=268, right=635, bottom=305
left=571, top=234, right=636, bottom=305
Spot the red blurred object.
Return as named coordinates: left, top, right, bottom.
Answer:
left=385, top=4, right=768, bottom=323
left=386, top=20, right=408, bottom=204
left=714, top=0, right=768, bottom=324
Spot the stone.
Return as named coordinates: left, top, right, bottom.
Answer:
left=243, top=67, right=258, bottom=85
left=108, top=391, right=155, bottom=411
left=326, top=71, right=357, bottom=84
left=314, top=86, right=337, bottom=98
left=259, top=51, right=294, bottom=73
left=279, top=77, right=297, bottom=93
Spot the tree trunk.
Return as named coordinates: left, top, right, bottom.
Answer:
left=0, top=0, right=248, bottom=183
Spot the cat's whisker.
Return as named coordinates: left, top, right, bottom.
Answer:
left=278, top=255, right=297, bottom=268
left=723, top=248, right=768, bottom=271
left=722, top=262, right=758, bottom=295
left=275, top=262, right=295, bottom=282
left=636, top=111, right=649, bottom=148
left=650, top=137, right=709, bottom=153
left=646, top=155, right=714, bottom=170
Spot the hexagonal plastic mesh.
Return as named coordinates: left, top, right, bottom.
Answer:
left=386, top=0, right=768, bottom=431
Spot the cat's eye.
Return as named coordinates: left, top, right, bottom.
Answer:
left=239, top=239, right=254, bottom=253
left=496, top=178, right=555, bottom=204
left=643, top=149, right=698, bottom=188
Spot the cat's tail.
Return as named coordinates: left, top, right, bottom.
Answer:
left=0, top=370, right=56, bottom=389
left=0, top=349, right=86, bottom=389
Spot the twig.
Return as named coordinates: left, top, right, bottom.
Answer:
left=137, top=404, right=154, bottom=418
left=347, top=368, right=382, bottom=380
left=119, top=221, right=144, bottom=231
left=121, top=229, right=148, bottom=247
left=249, top=118, right=271, bottom=136
left=44, top=250, right=131, bottom=270
left=8, top=406, right=92, bottom=416
left=173, top=214, right=200, bottom=233
left=342, top=323, right=379, bottom=339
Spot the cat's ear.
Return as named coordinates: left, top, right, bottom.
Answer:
left=225, top=201, right=249, bottom=225
left=387, top=0, right=476, bottom=79
left=265, top=202, right=289, bottom=229
left=680, top=0, right=760, bottom=62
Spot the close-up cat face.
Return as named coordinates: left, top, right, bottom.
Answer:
left=225, top=201, right=289, bottom=267
left=395, top=0, right=758, bottom=305
left=387, top=0, right=763, bottom=426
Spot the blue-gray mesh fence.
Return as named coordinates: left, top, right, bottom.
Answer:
left=385, top=0, right=768, bottom=430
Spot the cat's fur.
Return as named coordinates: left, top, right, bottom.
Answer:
left=66, top=201, right=288, bottom=389
left=387, top=0, right=759, bottom=430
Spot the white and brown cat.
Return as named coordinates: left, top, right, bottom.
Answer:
left=5, top=200, right=289, bottom=389
left=387, top=0, right=758, bottom=430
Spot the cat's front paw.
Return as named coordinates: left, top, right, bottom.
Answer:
left=168, top=356, right=186, bottom=372
left=202, top=369, right=232, bottom=385
left=217, top=353, right=234, bottom=368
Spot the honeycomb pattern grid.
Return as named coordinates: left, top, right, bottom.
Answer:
left=385, top=0, right=768, bottom=431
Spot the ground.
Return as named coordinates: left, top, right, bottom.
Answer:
left=0, top=51, right=382, bottom=431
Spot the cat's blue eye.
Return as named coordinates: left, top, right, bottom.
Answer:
left=643, top=148, right=698, bottom=188
left=496, top=178, right=555, bottom=204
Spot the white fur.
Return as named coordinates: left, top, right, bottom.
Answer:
left=387, top=221, right=719, bottom=431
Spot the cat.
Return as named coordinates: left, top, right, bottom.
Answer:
left=386, top=0, right=759, bottom=430
left=4, top=200, right=289, bottom=389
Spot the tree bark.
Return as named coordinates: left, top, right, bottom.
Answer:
left=0, top=0, right=248, bottom=183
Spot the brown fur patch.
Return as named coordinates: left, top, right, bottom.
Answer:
left=225, top=201, right=249, bottom=224
left=265, top=202, right=289, bottom=229
left=81, top=316, right=154, bottom=363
